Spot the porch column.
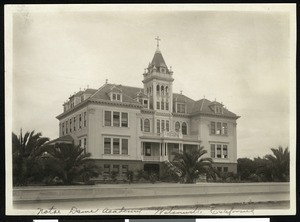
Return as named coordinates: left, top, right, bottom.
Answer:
left=165, top=143, right=168, bottom=156
left=179, top=143, right=183, bottom=152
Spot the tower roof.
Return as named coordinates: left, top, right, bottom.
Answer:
left=150, top=49, right=168, bottom=68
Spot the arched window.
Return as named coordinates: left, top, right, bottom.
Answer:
left=165, top=86, right=169, bottom=94
left=144, top=119, right=150, bottom=132
left=161, top=85, right=164, bottom=95
left=156, top=85, right=160, bottom=95
left=175, top=122, right=180, bottom=132
left=182, top=122, right=187, bottom=135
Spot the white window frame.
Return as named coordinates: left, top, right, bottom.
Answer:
left=104, top=110, right=129, bottom=128
left=103, top=136, right=129, bottom=155
left=111, top=93, right=122, bottom=102
left=210, top=143, right=229, bottom=159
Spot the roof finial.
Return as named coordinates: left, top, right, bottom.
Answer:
left=180, top=90, right=183, bottom=95
left=87, top=84, right=89, bottom=89
left=105, top=79, right=108, bottom=84
left=155, top=36, right=161, bottom=49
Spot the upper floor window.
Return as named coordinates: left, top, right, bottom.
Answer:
left=140, top=119, right=143, bottom=131
left=217, top=145, right=222, bottom=158
left=166, top=102, right=169, bottom=111
left=210, top=121, right=228, bottom=135
left=161, top=101, right=164, bottom=110
left=84, top=112, right=87, bottom=127
left=157, top=101, right=160, bottom=109
left=73, top=117, right=76, bottom=131
left=121, top=113, right=128, bottom=127
left=182, top=122, right=187, bottom=135
left=177, top=103, right=186, bottom=113
left=121, top=138, right=128, bottom=155
left=215, top=106, right=223, bottom=114
left=166, top=120, right=170, bottom=132
left=156, top=85, right=160, bottom=95
left=144, top=119, right=150, bottom=132
left=175, top=122, right=180, bottom=132
left=143, top=99, right=148, bottom=108
left=112, top=93, right=121, bottom=101
left=161, top=120, right=165, bottom=132
left=157, top=119, right=161, bottom=133
left=105, top=110, right=129, bottom=128
left=70, top=119, right=72, bottom=132
left=79, top=114, right=82, bottom=129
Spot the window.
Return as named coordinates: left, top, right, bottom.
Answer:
left=84, top=138, right=87, bottom=149
left=62, top=123, right=64, bottom=135
left=161, top=120, right=165, bottom=132
left=161, top=85, right=164, bottom=95
left=210, top=122, right=216, bottom=134
left=122, top=139, right=128, bottom=155
left=113, top=112, right=120, bottom=127
left=144, top=119, right=150, bottom=132
left=79, top=114, right=82, bottom=129
left=175, top=122, right=180, bottom=132
left=182, top=122, right=187, bottom=135
left=166, top=102, right=169, bottom=110
left=210, top=144, right=215, bottom=158
left=74, top=117, right=76, bottom=131
left=157, top=101, right=160, bottom=109
left=223, top=145, right=228, bottom=158
left=217, top=167, right=222, bottom=172
left=113, top=138, right=120, bottom=154
left=143, top=99, right=148, bottom=107
left=70, top=119, right=72, bottom=132
left=177, top=103, right=186, bottom=113
left=166, top=120, right=169, bottom=132
left=79, top=139, right=82, bottom=148
left=157, top=120, right=160, bottom=133
left=105, top=111, right=111, bottom=126
left=84, top=112, right=87, bottom=127
left=140, top=119, right=143, bottom=131
left=104, top=138, right=111, bottom=154
left=165, top=86, right=168, bottom=94
left=104, top=164, right=110, bottom=175
left=217, top=145, right=222, bottom=158
left=161, top=101, right=164, bottom=110
left=121, top=112, right=128, bottom=127
left=223, top=123, right=228, bottom=135
left=66, top=121, right=68, bottom=134
left=112, top=165, right=119, bottom=173
left=156, top=85, right=160, bottom=94
left=112, top=93, right=121, bottom=101
left=122, top=165, right=128, bottom=175
left=216, top=122, right=221, bottom=135
left=223, top=167, right=228, bottom=173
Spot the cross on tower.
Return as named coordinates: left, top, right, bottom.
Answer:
left=155, top=36, right=161, bottom=48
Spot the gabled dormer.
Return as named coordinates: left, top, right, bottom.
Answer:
left=108, top=85, right=122, bottom=102
left=209, top=100, right=224, bottom=114
left=136, top=90, right=149, bottom=109
left=174, top=95, right=187, bottom=114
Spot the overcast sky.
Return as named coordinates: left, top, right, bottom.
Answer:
left=10, top=5, right=294, bottom=158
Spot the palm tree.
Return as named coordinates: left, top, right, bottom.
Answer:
left=12, top=130, right=49, bottom=186
left=44, top=143, right=101, bottom=185
left=168, top=147, right=214, bottom=184
left=265, top=146, right=289, bottom=182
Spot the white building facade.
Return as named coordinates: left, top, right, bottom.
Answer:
left=56, top=42, right=240, bottom=177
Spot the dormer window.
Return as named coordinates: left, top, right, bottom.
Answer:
left=176, top=103, right=186, bottom=114
left=215, top=106, right=223, bottom=114
left=111, top=93, right=122, bottom=101
left=143, top=99, right=149, bottom=108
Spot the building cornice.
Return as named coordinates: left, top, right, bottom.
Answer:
left=56, top=99, right=90, bottom=120
left=89, top=98, right=143, bottom=109
left=190, top=111, right=240, bottom=120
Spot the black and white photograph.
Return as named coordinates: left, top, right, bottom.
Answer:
left=5, top=4, right=296, bottom=216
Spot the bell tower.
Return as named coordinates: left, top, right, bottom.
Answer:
left=142, top=37, right=174, bottom=113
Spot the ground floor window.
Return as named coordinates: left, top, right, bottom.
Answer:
left=122, top=165, right=128, bottom=175
left=104, top=164, right=110, bottom=175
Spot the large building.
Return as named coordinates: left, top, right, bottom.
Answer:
left=55, top=39, right=240, bottom=178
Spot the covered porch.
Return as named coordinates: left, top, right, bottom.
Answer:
left=141, top=140, right=201, bottom=162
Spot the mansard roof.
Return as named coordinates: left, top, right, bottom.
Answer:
left=58, top=83, right=238, bottom=119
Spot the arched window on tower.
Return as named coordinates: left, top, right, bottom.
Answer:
left=161, top=85, right=164, bottom=95
left=182, top=122, right=187, bottom=135
left=144, top=119, right=150, bottom=132
left=156, top=85, right=160, bottom=95
left=175, top=122, right=180, bottom=132
left=165, top=86, right=169, bottom=95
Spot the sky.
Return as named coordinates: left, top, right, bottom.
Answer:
left=9, top=5, right=295, bottom=159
